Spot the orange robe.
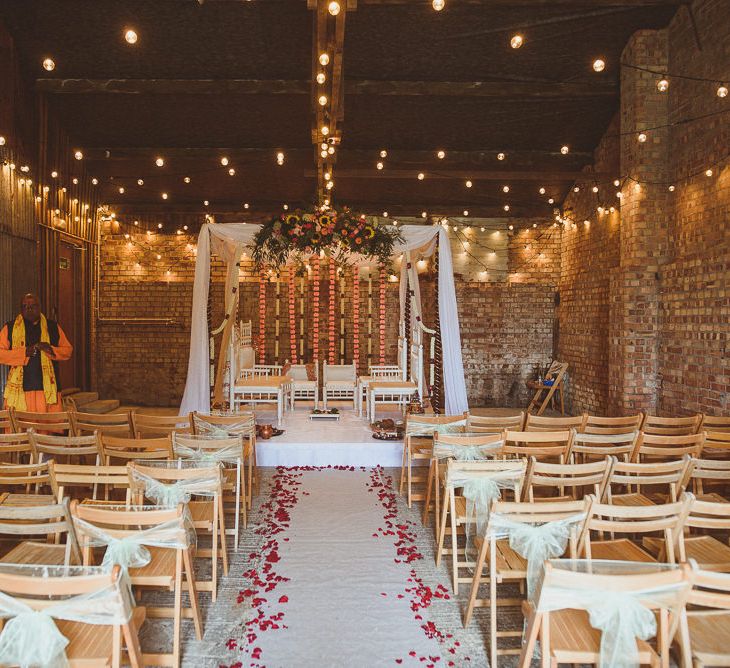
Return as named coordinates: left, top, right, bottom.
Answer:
left=0, top=321, right=73, bottom=412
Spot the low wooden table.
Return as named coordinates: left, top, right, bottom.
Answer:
left=232, top=375, right=291, bottom=425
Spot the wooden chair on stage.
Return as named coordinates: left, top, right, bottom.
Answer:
left=289, top=362, right=320, bottom=409
left=356, top=365, right=403, bottom=416
left=466, top=411, right=524, bottom=432
left=525, top=361, right=568, bottom=415
left=0, top=431, right=34, bottom=464
left=131, top=413, right=191, bottom=438
left=71, top=410, right=134, bottom=438
left=581, top=412, right=643, bottom=434
left=323, top=362, right=357, bottom=410
left=570, top=430, right=640, bottom=464
left=605, top=456, right=692, bottom=507
left=685, top=564, right=730, bottom=667
left=503, top=429, right=575, bottom=463
left=14, top=409, right=72, bottom=434
left=524, top=413, right=583, bottom=432
left=640, top=413, right=702, bottom=435
left=522, top=457, right=613, bottom=502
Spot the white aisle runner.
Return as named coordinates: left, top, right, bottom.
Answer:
left=214, top=467, right=472, bottom=668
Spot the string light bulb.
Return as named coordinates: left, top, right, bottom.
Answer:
left=503, top=204, right=510, bottom=212
left=638, top=132, right=647, bottom=143
left=0, top=136, right=5, bottom=145
left=657, top=78, right=669, bottom=92
left=220, top=157, right=229, bottom=166
left=613, top=179, right=620, bottom=187
left=379, top=149, right=387, bottom=158
left=319, top=53, right=330, bottom=66
left=244, top=203, right=249, bottom=209
left=74, top=150, right=83, bottom=160
left=376, top=161, right=384, bottom=170
left=417, top=172, right=425, bottom=180
left=324, top=171, right=331, bottom=180
left=497, top=152, right=505, bottom=161
left=560, top=145, right=569, bottom=155
left=705, top=168, right=713, bottom=177
left=91, top=178, right=98, bottom=185
left=718, top=85, right=728, bottom=98
left=327, top=146, right=335, bottom=155
left=539, top=187, right=546, bottom=195
left=42, top=58, right=55, bottom=71
left=464, top=210, right=469, bottom=216
left=276, top=151, right=285, bottom=165
left=502, top=185, right=509, bottom=193
left=321, top=150, right=328, bottom=158
left=137, top=179, right=144, bottom=186
left=316, top=72, right=326, bottom=85
left=184, top=176, right=191, bottom=183
left=204, top=200, right=210, bottom=206
left=318, top=95, right=328, bottom=106
left=465, top=180, right=472, bottom=188
left=118, top=186, right=125, bottom=194
left=436, top=150, right=445, bottom=159
left=228, top=168, right=236, bottom=176
left=161, top=192, right=168, bottom=200
left=155, top=157, right=164, bottom=167
left=321, top=125, right=329, bottom=136
left=328, top=1, right=340, bottom=15
left=432, top=0, right=445, bottom=10
left=592, top=58, right=605, bottom=72
left=124, top=29, right=138, bottom=44
left=421, top=211, right=427, bottom=218
left=510, top=34, right=523, bottom=49
left=326, top=180, right=334, bottom=189
left=668, top=185, right=675, bottom=192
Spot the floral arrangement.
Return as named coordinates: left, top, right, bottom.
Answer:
left=250, top=207, right=401, bottom=270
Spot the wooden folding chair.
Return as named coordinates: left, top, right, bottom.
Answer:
left=29, top=429, right=104, bottom=466
left=435, top=458, right=526, bottom=593
left=466, top=412, right=524, bottom=432
left=131, top=412, right=191, bottom=438
left=633, top=431, right=706, bottom=463
left=519, top=559, right=692, bottom=668
left=129, top=461, right=228, bottom=601
left=640, top=413, right=702, bottom=435
left=0, top=431, right=35, bottom=464
left=524, top=413, right=584, bottom=432
left=680, top=457, right=730, bottom=503
left=522, top=456, right=613, bottom=502
left=72, top=410, right=134, bottom=437
left=399, top=412, right=468, bottom=508
left=54, top=463, right=132, bottom=505
left=71, top=501, right=200, bottom=667
left=581, top=412, right=643, bottom=434
left=191, top=411, right=258, bottom=505
left=685, top=563, right=730, bottom=667
left=570, top=430, right=640, bottom=464
left=101, top=434, right=174, bottom=464
left=699, top=414, right=730, bottom=434
left=702, top=430, right=730, bottom=459
left=577, top=492, right=693, bottom=563
left=503, top=429, right=575, bottom=463
left=423, top=432, right=504, bottom=528
left=464, top=498, right=590, bottom=667
left=14, top=409, right=72, bottom=434
left=174, top=432, right=247, bottom=545
left=0, top=562, right=144, bottom=667
left=525, top=361, right=568, bottom=416
left=606, top=456, right=693, bottom=507
left=0, top=496, right=81, bottom=566
left=0, top=408, right=16, bottom=432
left=0, top=460, right=60, bottom=506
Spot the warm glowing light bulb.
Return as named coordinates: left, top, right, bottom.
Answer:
left=328, top=0, right=340, bottom=14
left=502, top=185, right=509, bottom=193
left=613, top=179, right=620, bottom=187
left=184, top=176, right=191, bottom=183
left=51, top=171, right=58, bottom=179
left=72, top=177, right=78, bottom=184
left=318, top=95, right=328, bottom=106
left=327, top=146, right=335, bottom=155
left=74, top=150, right=83, bottom=160
left=437, top=150, right=445, bottom=159
left=668, top=185, right=675, bottom=192
left=204, top=200, right=209, bottom=206
left=324, top=172, right=331, bottom=180
left=465, top=180, right=472, bottom=188
left=228, top=168, right=235, bottom=176
left=503, top=204, right=510, bottom=212
left=592, top=186, right=599, bottom=193
left=316, top=72, right=326, bottom=85
left=220, top=157, right=229, bottom=166
left=417, top=172, right=425, bottom=180
left=321, top=150, right=328, bottom=158
left=42, top=58, right=55, bottom=71
left=0, top=136, right=5, bottom=145
left=706, top=169, right=713, bottom=177
left=497, top=152, right=505, bottom=161
left=321, top=125, right=329, bottom=136
left=326, top=180, right=334, bottom=189
left=560, top=145, right=569, bottom=155
left=118, top=187, right=125, bottom=194
left=638, top=133, right=647, bottom=142
left=421, top=211, right=427, bottom=218
left=539, top=187, right=546, bottom=195
left=548, top=198, right=554, bottom=204
left=319, top=53, right=330, bottom=66
left=155, top=157, right=164, bottom=167
left=718, top=85, right=729, bottom=98
left=137, top=179, right=144, bottom=186
left=276, top=151, right=285, bottom=164
left=91, top=178, right=98, bottom=185
left=657, top=78, right=669, bottom=92
left=510, top=34, right=523, bottom=49
left=244, top=203, right=249, bottom=209
left=379, top=150, right=387, bottom=158
left=124, top=29, right=138, bottom=44
left=161, top=192, right=168, bottom=200
left=376, top=161, right=384, bottom=170
left=432, top=0, right=445, bottom=10
left=592, top=58, right=605, bottom=72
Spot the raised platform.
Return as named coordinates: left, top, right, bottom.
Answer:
left=253, top=404, right=404, bottom=467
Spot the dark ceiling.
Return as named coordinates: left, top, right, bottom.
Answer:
left=0, top=0, right=680, bottom=218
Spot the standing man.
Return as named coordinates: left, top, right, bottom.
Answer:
left=0, top=293, right=73, bottom=412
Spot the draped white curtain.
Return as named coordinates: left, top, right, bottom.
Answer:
left=180, top=223, right=468, bottom=416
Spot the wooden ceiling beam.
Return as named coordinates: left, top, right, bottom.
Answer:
left=36, top=78, right=616, bottom=98
left=306, top=168, right=613, bottom=181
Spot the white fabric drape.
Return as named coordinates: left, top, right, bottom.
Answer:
left=180, top=223, right=468, bottom=415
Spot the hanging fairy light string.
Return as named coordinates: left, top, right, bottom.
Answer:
left=378, top=264, right=387, bottom=366
left=287, top=267, right=297, bottom=364
left=258, top=269, right=267, bottom=364
left=312, top=256, right=320, bottom=362
left=352, top=265, right=361, bottom=373
left=328, top=258, right=336, bottom=364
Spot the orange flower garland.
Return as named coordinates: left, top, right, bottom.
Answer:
left=352, top=265, right=360, bottom=373
left=328, top=258, right=336, bottom=364
left=312, top=256, right=320, bottom=362
left=287, top=267, right=297, bottom=364
left=379, top=264, right=386, bottom=365
left=258, top=269, right=267, bottom=364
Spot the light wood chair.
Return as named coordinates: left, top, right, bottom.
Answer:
left=29, top=429, right=104, bottom=467
left=0, top=562, right=144, bottom=667
left=0, top=460, right=60, bottom=506
left=466, top=412, right=524, bottom=432
left=702, top=430, right=730, bottom=459
left=54, top=463, right=132, bottom=505
left=522, top=457, right=613, bottom=502
left=131, top=412, right=191, bottom=438
left=503, top=429, right=575, bottom=463
left=465, top=497, right=590, bottom=667
left=356, top=364, right=402, bottom=416
left=101, top=434, right=174, bottom=464
left=680, top=457, right=730, bottom=503
left=289, top=362, right=319, bottom=409
left=633, top=431, right=706, bottom=462
left=71, top=501, right=200, bottom=667
left=0, top=431, right=35, bottom=464
left=71, top=410, right=134, bottom=438
left=699, top=414, right=730, bottom=434
left=423, top=432, right=505, bottom=528
left=640, top=413, right=702, bottom=435
left=191, top=411, right=258, bottom=505
left=685, top=563, right=730, bottom=667
left=519, top=559, right=692, bottom=668
left=577, top=492, right=693, bottom=563
left=0, top=408, right=16, bottom=432
left=570, top=430, right=640, bottom=464
left=399, top=412, right=468, bottom=508
left=173, top=432, right=247, bottom=546
left=606, top=456, right=693, bottom=507
left=129, top=462, right=228, bottom=601
left=436, top=458, right=526, bottom=593
left=323, top=362, right=357, bottom=410
left=525, top=361, right=569, bottom=416
left=524, top=413, right=584, bottom=432
left=0, top=496, right=81, bottom=566
left=581, top=412, right=643, bottom=434
left=14, top=409, right=72, bottom=434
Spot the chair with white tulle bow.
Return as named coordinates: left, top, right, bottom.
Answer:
left=577, top=492, right=693, bottom=563
left=522, top=457, right=614, bottom=502
left=519, top=559, right=693, bottom=668
left=0, top=562, right=145, bottom=667
left=685, top=562, right=730, bottom=667
left=129, top=461, right=228, bottom=600
left=173, top=432, right=247, bottom=546
left=436, top=458, right=527, bottom=593
left=70, top=501, right=200, bottom=668
left=423, top=432, right=504, bottom=528
left=464, top=497, right=591, bottom=668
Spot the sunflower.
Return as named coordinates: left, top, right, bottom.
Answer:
left=364, top=226, right=375, bottom=239
left=318, top=214, right=333, bottom=228
left=285, top=214, right=300, bottom=225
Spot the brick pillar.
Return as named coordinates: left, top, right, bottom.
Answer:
left=608, top=29, right=671, bottom=415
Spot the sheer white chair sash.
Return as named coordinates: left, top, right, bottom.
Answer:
left=433, top=441, right=503, bottom=461
left=131, top=466, right=222, bottom=506
left=0, top=566, right=133, bottom=668
left=193, top=415, right=254, bottom=438
left=405, top=419, right=466, bottom=437
left=488, top=512, right=585, bottom=598
left=173, top=441, right=242, bottom=465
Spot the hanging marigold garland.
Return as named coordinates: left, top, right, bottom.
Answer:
left=328, top=258, right=336, bottom=364
left=352, top=265, right=360, bottom=373
left=258, top=269, right=267, bottom=364
left=312, top=256, right=320, bottom=362
left=339, top=267, right=346, bottom=364
left=274, top=272, right=281, bottom=363
left=287, top=267, right=297, bottom=364
left=367, top=268, right=373, bottom=370
left=299, top=275, right=305, bottom=360
left=379, top=264, right=386, bottom=365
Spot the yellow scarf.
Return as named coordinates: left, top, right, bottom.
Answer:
left=3, top=313, right=58, bottom=411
